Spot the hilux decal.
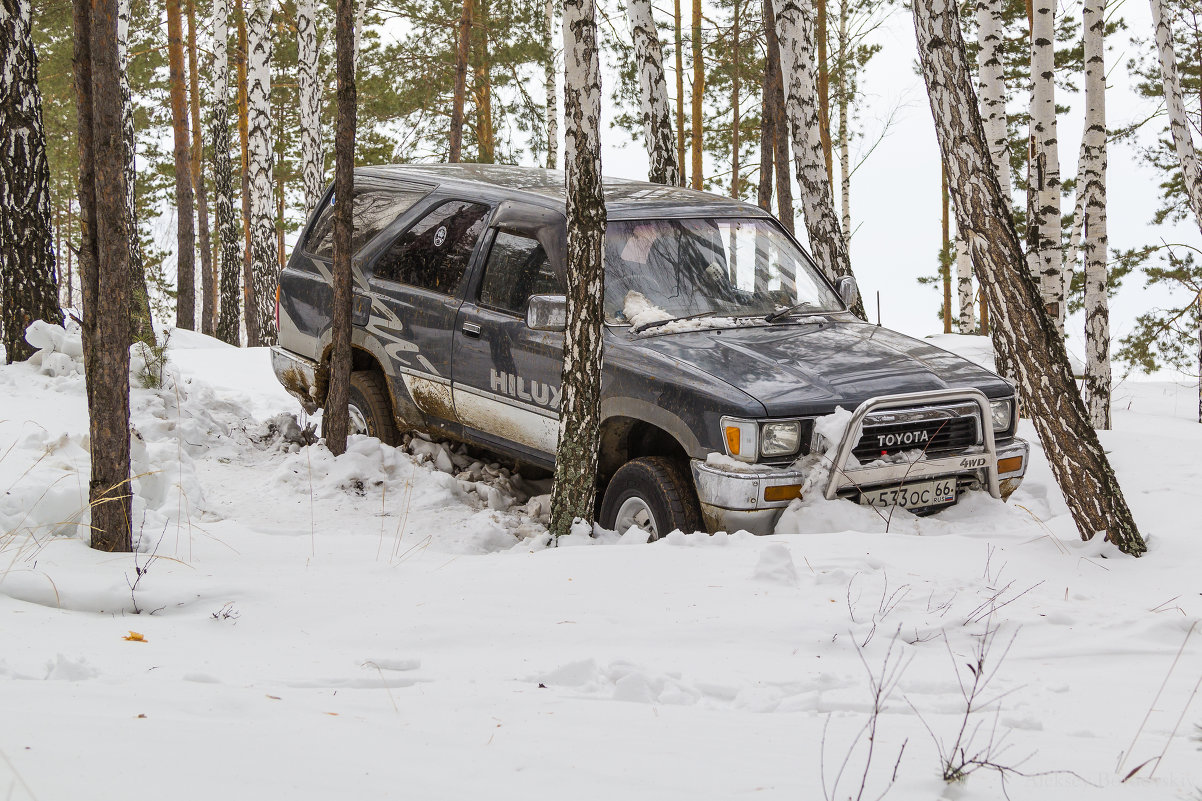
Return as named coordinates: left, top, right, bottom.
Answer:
left=489, top=369, right=561, bottom=408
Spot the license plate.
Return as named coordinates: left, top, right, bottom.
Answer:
left=859, top=477, right=958, bottom=510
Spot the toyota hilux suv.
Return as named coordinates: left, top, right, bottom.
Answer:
left=271, top=164, right=1028, bottom=537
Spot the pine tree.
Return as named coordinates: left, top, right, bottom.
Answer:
left=550, top=0, right=606, bottom=537
left=117, top=0, right=154, bottom=346
left=166, top=0, right=197, bottom=330
left=1, top=0, right=63, bottom=363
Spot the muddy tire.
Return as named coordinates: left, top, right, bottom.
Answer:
left=599, top=457, right=703, bottom=541
left=325, top=370, right=399, bottom=446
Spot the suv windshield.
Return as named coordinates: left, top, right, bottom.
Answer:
left=603, top=217, right=842, bottom=327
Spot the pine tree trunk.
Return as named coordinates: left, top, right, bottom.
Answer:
left=167, top=0, right=197, bottom=331
left=756, top=21, right=774, bottom=213
left=689, top=0, right=703, bottom=188
left=449, top=0, right=471, bottom=161
left=628, top=0, right=679, bottom=185
left=298, top=0, right=323, bottom=216
left=325, top=0, right=356, bottom=458
left=472, top=0, right=495, bottom=164
left=117, top=0, right=154, bottom=347
left=185, top=0, right=214, bottom=336
left=673, top=0, right=686, bottom=185
left=73, top=0, right=133, bottom=552
left=775, top=0, right=864, bottom=317
left=1151, top=0, right=1202, bottom=231
left=211, top=0, right=241, bottom=345
left=1026, top=0, right=1064, bottom=332
left=766, top=0, right=794, bottom=235
left=543, top=0, right=557, bottom=169
left=912, top=0, right=1146, bottom=555
left=1, top=0, right=63, bottom=363
left=956, top=225, right=974, bottom=332
left=246, top=0, right=276, bottom=345
left=550, top=0, right=606, bottom=538
left=1082, top=0, right=1110, bottom=429
left=731, top=0, right=740, bottom=197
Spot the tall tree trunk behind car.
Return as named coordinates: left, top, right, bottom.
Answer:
left=628, top=0, right=679, bottom=186
left=543, top=0, right=557, bottom=169
left=550, top=0, right=607, bottom=538
left=211, top=0, right=242, bottom=345
left=186, top=0, right=214, bottom=336
left=298, top=0, right=323, bottom=216
left=73, top=0, right=133, bottom=551
left=118, top=0, right=155, bottom=347
left=1026, top=0, right=1064, bottom=333
left=912, top=0, right=1147, bottom=556
left=167, top=0, right=197, bottom=331
left=325, top=0, right=357, bottom=457
left=0, top=0, right=63, bottom=363
left=246, top=0, right=276, bottom=345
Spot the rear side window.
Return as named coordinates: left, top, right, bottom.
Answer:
left=304, top=187, right=427, bottom=260
left=479, top=232, right=563, bottom=315
left=372, top=201, right=490, bottom=294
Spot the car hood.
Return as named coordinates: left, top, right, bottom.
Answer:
left=627, top=319, right=1012, bottom=416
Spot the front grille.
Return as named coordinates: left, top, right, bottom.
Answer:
left=853, top=413, right=979, bottom=462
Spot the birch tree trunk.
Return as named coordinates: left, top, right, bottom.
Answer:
left=912, top=0, right=1146, bottom=555
left=185, top=0, right=214, bottom=336
left=325, top=0, right=356, bottom=457
left=956, top=226, right=974, bottom=332
left=167, top=0, right=197, bottom=330
left=298, top=0, right=323, bottom=216
left=1151, top=0, right=1202, bottom=231
left=628, top=0, right=679, bottom=185
left=73, top=0, right=133, bottom=551
left=760, top=0, right=794, bottom=234
left=117, top=0, right=154, bottom=346
left=544, top=0, right=557, bottom=169
left=1081, top=0, right=1110, bottom=429
left=941, top=168, right=952, bottom=332
left=210, top=0, right=241, bottom=345
left=976, top=0, right=1011, bottom=200
left=550, top=0, right=606, bottom=538
left=236, top=0, right=256, bottom=345
left=1026, top=0, right=1064, bottom=332
left=837, top=0, right=849, bottom=241
left=246, top=0, right=276, bottom=346
left=449, top=0, right=471, bottom=161
left=1, top=0, right=63, bottom=363
left=775, top=0, right=865, bottom=317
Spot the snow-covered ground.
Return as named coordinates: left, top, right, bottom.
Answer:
left=1, top=327, right=1200, bottom=800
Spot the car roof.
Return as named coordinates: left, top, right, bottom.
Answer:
left=354, top=163, right=774, bottom=221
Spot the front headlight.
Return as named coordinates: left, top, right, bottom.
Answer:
left=990, top=399, right=1013, bottom=433
left=761, top=421, right=802, bottom=456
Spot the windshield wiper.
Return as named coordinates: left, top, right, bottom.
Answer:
left=764, top=301, right=819, bottom=323
left=631, top=310, right=723, bottom=335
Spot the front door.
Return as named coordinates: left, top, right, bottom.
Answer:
left=452, top=230, right=566, bottom=462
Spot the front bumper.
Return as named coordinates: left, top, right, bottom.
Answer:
left=690, top=388, right=1030, bottom=535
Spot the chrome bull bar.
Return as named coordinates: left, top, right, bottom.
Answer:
left=822, top=388, right=1002, bottom=501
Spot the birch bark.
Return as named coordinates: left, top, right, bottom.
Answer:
left=1081, top=0, right=1110, bottom=428
left=298, top=0, right=323, bottom=216
left=210, top=0, right=241, bottom=345
left=1026, top=0, right=1064, bottom=332
left=544, top=0, right=557, bottom=169
left=1151, top=0, right=1202, bottom=230
left=775, top=0, right=865, bottom=317
left=0, top=0, right=63, bottom=363
left=550, top=0, right=606, bottom=537
left=117, top=0, right=154, bottom=346
left=956, top=226, right=974, bottom=332
left=628, top=0, right=679, bottom=185
left=246, top=0, right=276, bottom=346
left=913, top=0, right=1146, bottom=555
left=186, top=0, right=214, bottom=335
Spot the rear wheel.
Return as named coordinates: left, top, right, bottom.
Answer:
left=599, top=457, right=703, bottom=540
left=325, top=370, right=399, bottom=446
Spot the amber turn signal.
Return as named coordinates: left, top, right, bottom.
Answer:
left=997, top=456, right=1023, bottom=474
left=725, top=426, right=742, bottom=455
left=764, top=484, right=803, bottom=502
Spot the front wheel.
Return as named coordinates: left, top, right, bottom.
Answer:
left=323, top=370, right=399, bottom=446
left=599, top=457, right=703, bottom=540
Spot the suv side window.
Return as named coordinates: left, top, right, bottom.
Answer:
left=372, top=200, right=490, bottom=293
left=304, top=187, right=427, bottom=260
left=479, top=232, right=563, bottom=315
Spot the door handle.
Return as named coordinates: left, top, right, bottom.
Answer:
left=461, top=321, right=482, bottom=338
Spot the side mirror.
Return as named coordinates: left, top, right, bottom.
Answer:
left=526, top=294, right=568, bottom=331
left=834, top=275, right=860, bottom=309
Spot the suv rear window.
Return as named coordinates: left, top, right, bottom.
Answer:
left=304, top=187, right=427, bottom=260
left=371, top=200, right=490, bottom=294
